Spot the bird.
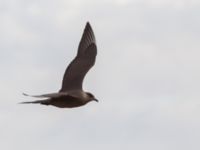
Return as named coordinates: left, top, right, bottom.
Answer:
left=21, top=22, right=98, bottom=108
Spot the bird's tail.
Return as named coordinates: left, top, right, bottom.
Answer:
left=19, top=99, right=51, bottom=105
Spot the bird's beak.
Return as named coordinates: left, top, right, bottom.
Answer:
left=93, top=98, right=99, bottom=102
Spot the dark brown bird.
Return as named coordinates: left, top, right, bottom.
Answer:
left=21, top=22, right=98, bottom=108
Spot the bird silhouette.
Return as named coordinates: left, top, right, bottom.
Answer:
left=21, top=22, right=98, bottom=108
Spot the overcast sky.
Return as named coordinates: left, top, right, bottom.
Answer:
left=1, top=0, right=200, bottom=150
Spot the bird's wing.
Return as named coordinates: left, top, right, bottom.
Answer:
left=22, top=92, right=68, bottom=98
left=60, top=22, right=97, bottom=92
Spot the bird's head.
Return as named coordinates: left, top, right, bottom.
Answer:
left=86, top=92, right=98, bottom=102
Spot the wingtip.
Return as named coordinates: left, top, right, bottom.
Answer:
left=86, top=21, right=92, bottom=28
left=22, top=93, right=29, bottom=96
left=18, top=101, right=29, bottom=104
left=86, top=21, right=90, bottom=25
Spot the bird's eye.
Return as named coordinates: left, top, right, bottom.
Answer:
left=87, top=93, right=93, bottom=98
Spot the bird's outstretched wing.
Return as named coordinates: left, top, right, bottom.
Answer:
left=22, top=92, right=68, bottom=98
left=60, top=22, right=97, bottom=92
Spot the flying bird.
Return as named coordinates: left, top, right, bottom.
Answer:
left=21, top=22, right=98, bottom=108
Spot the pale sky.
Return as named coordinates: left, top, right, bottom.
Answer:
left=1, top=0, right=200, bottom=150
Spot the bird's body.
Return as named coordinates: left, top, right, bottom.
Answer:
left=21, top=22, right=98, bottom=108
left=22, top=90, right=96, bottom=108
